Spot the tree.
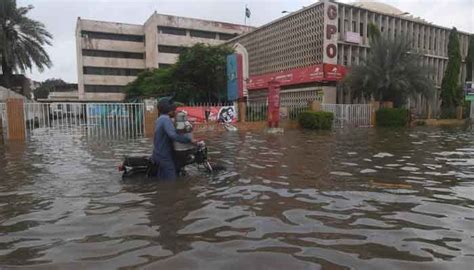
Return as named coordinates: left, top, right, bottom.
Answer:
left=345, top=34, right=434, bottom=107
left=466, top=35, right=474, bottom=82
left=0, top=0, right=52, bottom=88
left=33, top=78, right=67, bottom=100
left=125, top=43, right=234, bottom=103
left=440, top=27, right=462, bottom=116
left=367, top=22, right=381, bottom=41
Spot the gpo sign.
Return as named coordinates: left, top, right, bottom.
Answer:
left=323, top=1, right=338, bottom=64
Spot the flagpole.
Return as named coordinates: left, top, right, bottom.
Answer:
left=244, top=4, right=247, bottom=25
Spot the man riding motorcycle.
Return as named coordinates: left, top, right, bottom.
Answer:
left=150, top=97, right=195, bottom=180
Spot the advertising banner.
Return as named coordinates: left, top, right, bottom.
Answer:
left=247, top=64, right=347, bottom=90
left=177, top=106, right=237, bottom=123
left=227, top=54, right=244, bottom=101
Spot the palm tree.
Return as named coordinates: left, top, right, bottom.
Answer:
left=0, top=0, right=52, bottom=88
left=345, top=34, right=434, bottom=107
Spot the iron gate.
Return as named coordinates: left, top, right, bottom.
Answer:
left=322, top=104, right=373, bottom=127
left=23, top=102, right=145, bottom=138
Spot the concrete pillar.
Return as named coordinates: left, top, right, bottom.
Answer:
left=238, top=99, right=247, bottom=122
left=310, top=100, right=321, bottom=111
left=6, top=98, right=26, bottom=140
left=322, top=86, right=337, bottom=104
left=370, top=100, right=378, bottom=126
left=0, top=114, right=3, bottom=144
left=382, top=101, right=393, bottom=108
left=457, top=106, right=463, bottom=120
left=144, top=99, right=158, bottom=137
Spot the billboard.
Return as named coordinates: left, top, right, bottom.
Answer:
left=247, top=64, right=346, bottom=89
left=227, top=54, right=243, bottom=101
left=177, top=106, right=237, bottom=123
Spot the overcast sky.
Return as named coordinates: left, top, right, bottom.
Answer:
left=18, top=0, right=474, bottom=83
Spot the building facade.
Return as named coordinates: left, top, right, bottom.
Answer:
left=230, top=0, right=472, bottom=115
left=76, top=14, right=253, bottom=101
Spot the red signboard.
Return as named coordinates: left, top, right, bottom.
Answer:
left=323, top=63, right=346, bottom=81
left=247, top=63, right=346, bottom=90
left=267, top=80, right=281, bottom=128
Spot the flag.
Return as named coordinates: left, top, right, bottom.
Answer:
left=245, top=7, right=251, bottom=18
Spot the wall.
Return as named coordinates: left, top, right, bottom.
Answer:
left=231, top=2, right=325, bottom=76
left=76, top=14, right=253, bottom=102
left=76, top=18, right=145, bottom=101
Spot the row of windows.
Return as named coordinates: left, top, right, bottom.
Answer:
left=157, top=26, right=238, bottom=40
left=84, top=85, right=126, bottom=93
left=83, top=66, right=144, bottom=76
left=158, top=63, right=172, bottom=69
left=158, top=45, right=185, bottom=54
left=82, top=49, right=144, bottom=59
left=81, top=31, right=144, bottom=42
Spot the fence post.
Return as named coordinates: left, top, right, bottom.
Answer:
left=6, top=98, right=26, bottom=140
left=0, top=114, right=3, bottom=144
left=238, top=99, right=246, bottom=122
left=310, top=100, right=321, bottom=112
left=370, top=101, right=379, bottom=127
left=144, top=99, right=158, bottom=137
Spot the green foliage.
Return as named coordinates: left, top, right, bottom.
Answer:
left=33, top=78, right=67, bottom=100
left=125, top=43, right=234, bottom=103
left=376, top=108, right=408, bottom=127
left=345, top=34, right=434, bottom=108
left=298, top=111, right=334, bottom=130
left=440, top=27, right=462, bottom=115
left=125, top=68, right=174, bottom=100
left=367, top=22, right=381, bottom=41
left=466, top=35, right=474, bottom=82
left=0, top=0, right=52, bottom=88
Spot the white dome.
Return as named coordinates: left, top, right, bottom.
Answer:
left=351, top=1, right=405, bottom=15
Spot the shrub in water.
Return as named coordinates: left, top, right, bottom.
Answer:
left=376, top=108, right=408, bottom=127
left=298, top=111, right=334, bottom=130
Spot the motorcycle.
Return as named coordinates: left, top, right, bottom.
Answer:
left=118, top=140, right=217, bottom=178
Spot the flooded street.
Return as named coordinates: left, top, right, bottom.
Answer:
left=0, top=127, right=473, bottom=269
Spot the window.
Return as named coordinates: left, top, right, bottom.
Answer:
left=338, top=19, right=341, bottom=33
left=81, top=31, right=144, bottom=42
left=190, top=30, right=216, bottom=39
left=158, top=45, right=185, bottom=54
left=359, top=22, right=364, bottom=36
left=82, top=49, right=144, bottom=59
left=219, top=33, right=238, bottom=40
left=158, top=26, right=187, bottom=36
left=84, top=85, right=126, bottom=93
left=83, top=67, right=143, bottom=76
left=351, top=21, right=356, bottom=31
left=159, top=63, right=172, bottom=69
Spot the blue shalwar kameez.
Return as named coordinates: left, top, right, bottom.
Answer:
left=151, top=114, right=191, bottom=180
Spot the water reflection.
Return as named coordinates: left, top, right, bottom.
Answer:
left=0, top=127, right=473, bottom=269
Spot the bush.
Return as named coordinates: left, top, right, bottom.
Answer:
left=376, top=108, right=408, bottom=127
left=298, top=111, right=334, bottom=130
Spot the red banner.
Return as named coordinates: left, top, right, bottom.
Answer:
left=176, top=106, right=237, bottom=124
left=247, top=63, right=346, bottom=90
left=323, top=63, right=346, bottom=81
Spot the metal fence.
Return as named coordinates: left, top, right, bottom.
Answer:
left=322, top=104, right=373, bottom=127
left=246, top=89, right=323, bottom=122
left=23, top=103, right=145, bottom=138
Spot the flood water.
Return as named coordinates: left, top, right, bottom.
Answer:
left=0, top=127, right=473, bottom=269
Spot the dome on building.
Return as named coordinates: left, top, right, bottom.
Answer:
left=351, top=1, right=405, bottom=16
